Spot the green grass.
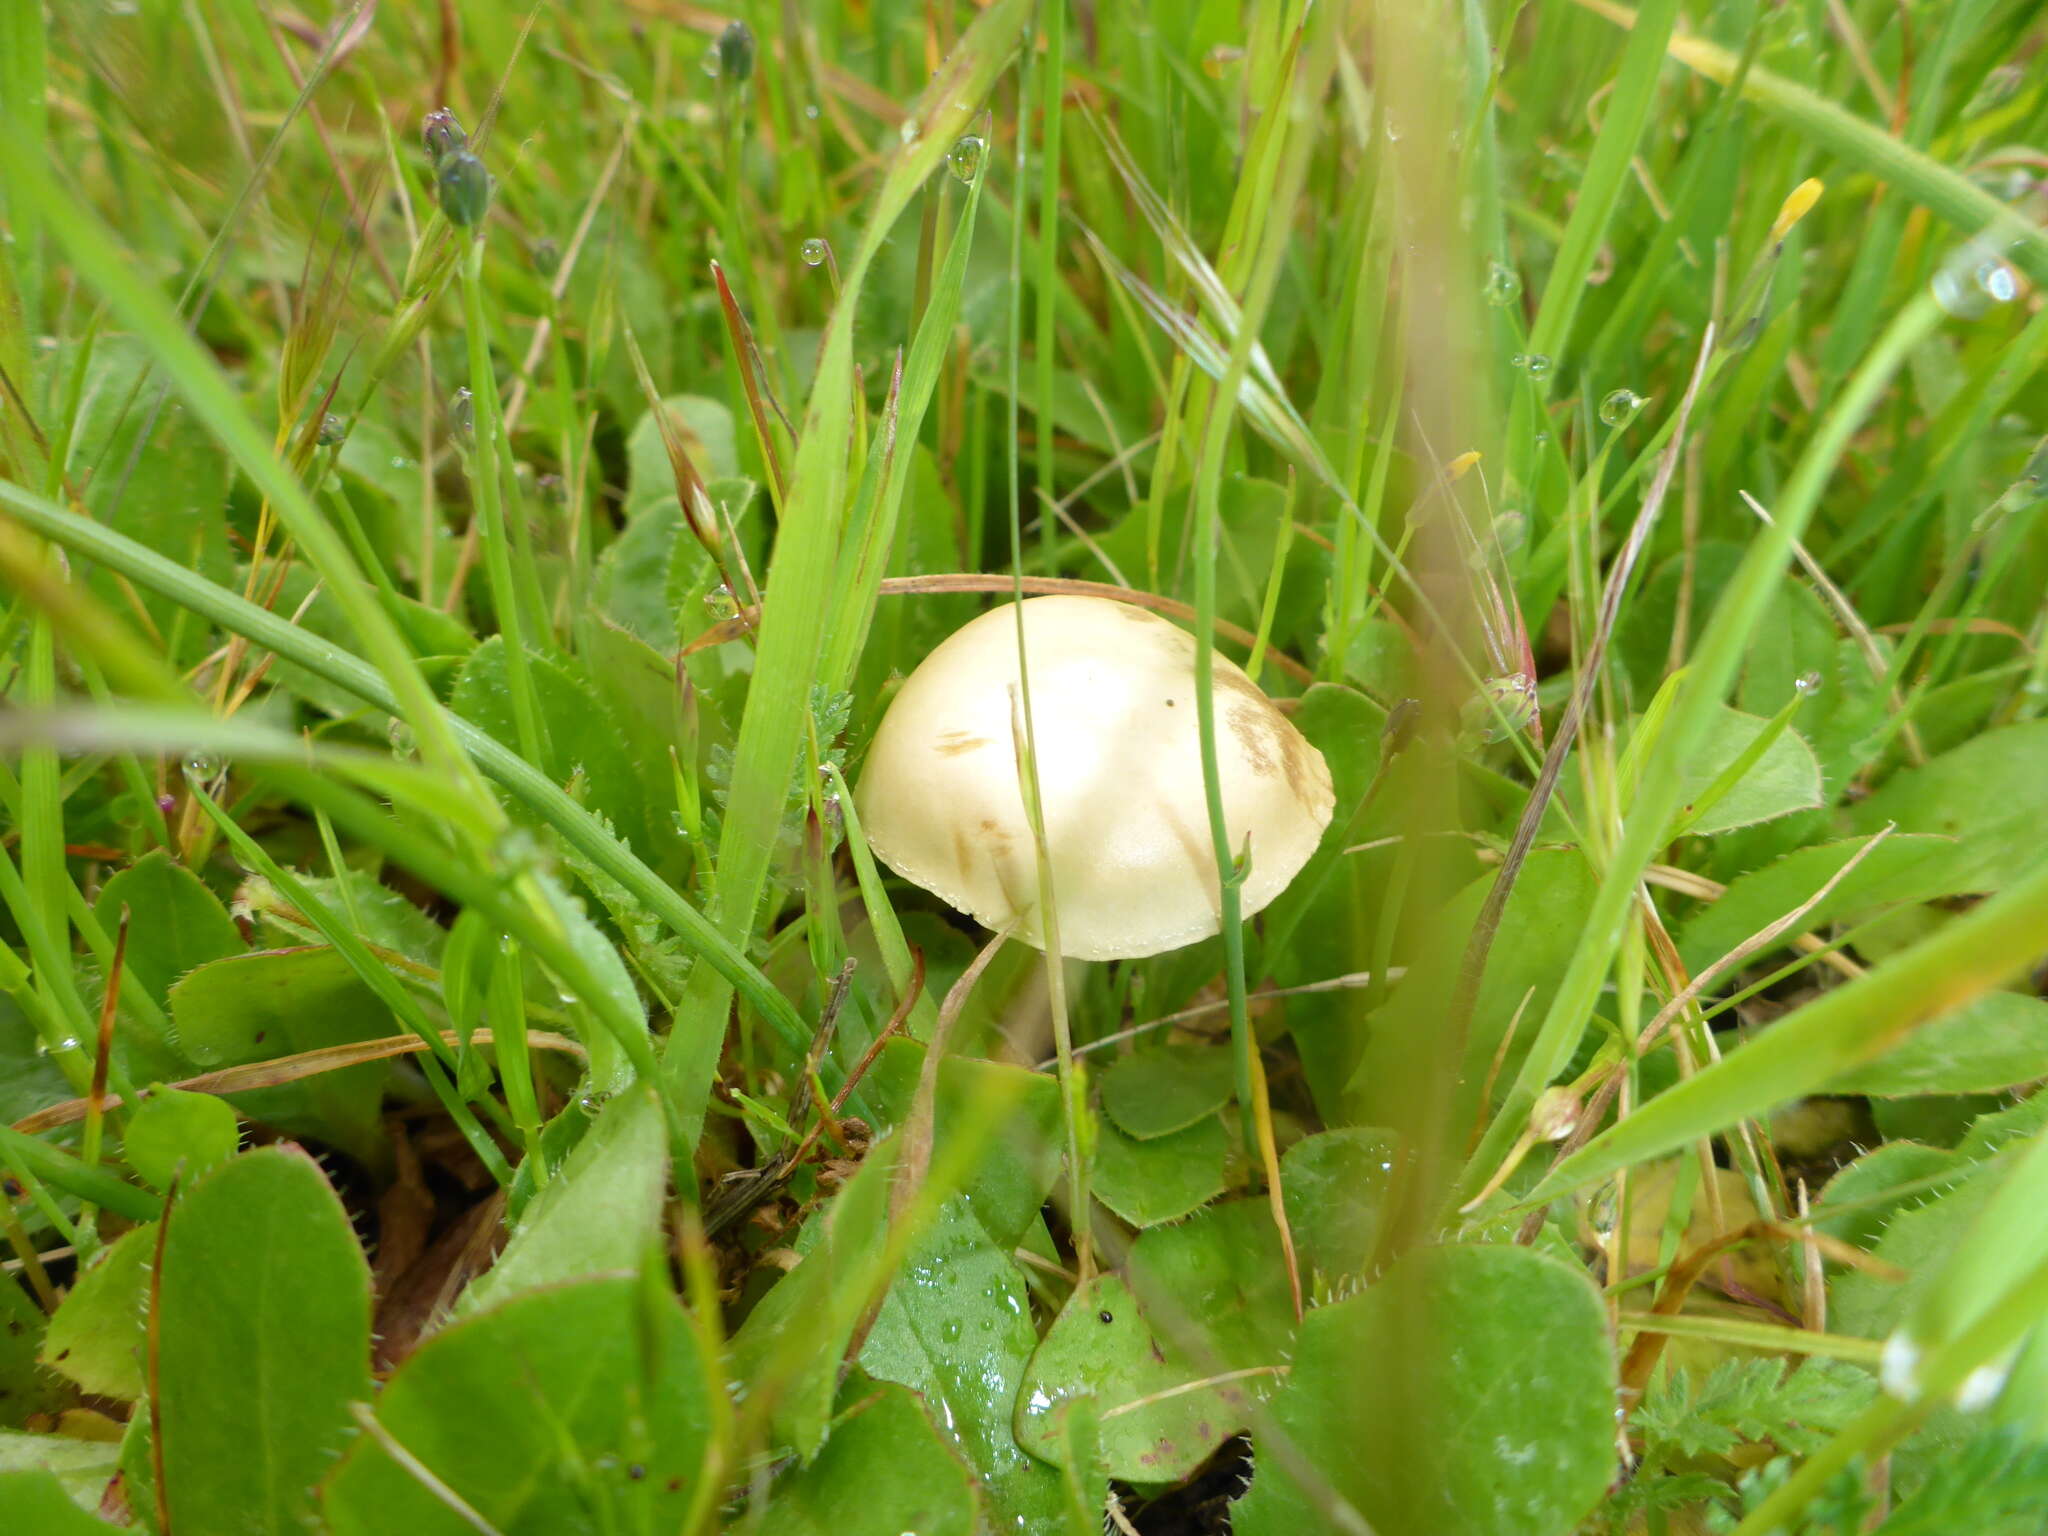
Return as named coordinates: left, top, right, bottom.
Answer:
left=4, top=2, right=2048, bottom=1532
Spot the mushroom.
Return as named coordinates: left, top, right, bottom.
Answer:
left=854, top=595, right=1335, bottom=961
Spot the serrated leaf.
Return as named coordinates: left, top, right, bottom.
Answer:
left=1233, top=1244, right=1615, bottom=1536
left=155, top=1148, right=371, bottom=1536
left=452, top=637, right=654, bottom=859
left=1850, top=721, right=2048, bottom=895
left=1824, top=993, right=2048, bottom=1096
left=323, top=1274, right=713, bottom=1536
left=1669, top=704, right=1825, bottom=837
left=42, top=1223, right=155, bottom=1401
left=1677, top=833, right=1963, bottom=974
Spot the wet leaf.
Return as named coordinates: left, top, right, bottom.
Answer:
left=858, top=1195, right=1063, bottom=1530
left=1018, top=1203, right=1294, bottom=1482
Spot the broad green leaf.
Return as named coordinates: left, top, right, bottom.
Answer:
left=93, top=850, right=242, bottom=1008
left=323, top=1275, right=713, bottom=1536
left=1232, top=1245, right=1615, bottom=1536
left=460, top=1086, right=666, bottom=1315
left=1099, top=1044, right=1236, bottom=1139
left=757, top=1379, right=977, bottom=1536
left=1018, top=1203, right=1293, bottom=1482
left=0, top=1438, right=120, bottom=1517
left=1676, top=833, right=1962, bottom=974
left=1668, top=704, right=1825, bottom=838
left=1282, top=1128, right=1396, bottom=1288
left=858, top=1195, right=1063, bottom=1530
left=593, top=496, right=689, bottom=646
left=1, top=1272, right=66, bottom=1427
left=1825, top=993, right=2048, bottom=1097
left=0, top=1468, right=119, bottom=1530
left=167, top=946, right=394, bottom=1165
left=155, top=1148, right=371, bottom=1536
left=1850, top=722, right=2048, bottom=894
left=122, top=1088, right=239, bottom=1191
left=42, top=1223, right=155, bottom=1401
left=1090, top=1113, right=1228, bottom=1227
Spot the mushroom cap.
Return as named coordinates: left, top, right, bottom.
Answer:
left=853, top=595, right=1335, bottom=961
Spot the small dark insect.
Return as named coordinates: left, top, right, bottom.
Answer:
left=1098, top=1310, right=1114, bottom=1324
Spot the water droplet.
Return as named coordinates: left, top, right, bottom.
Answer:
left=899, top=117, right=919, bottom=146
left=803, top=101, right=820, bottom=121
left=700, top=44, right=721, bottom=78
left=1977, top=256, right=2020, bottom=304
left=182, top=752, right=224, bottom=784
left=449, top=386, right=474, bottom=438
left=800, top=237, right=828, bottom=267
left=940, top=1319, right=964, bottom=1343
left=1383, top=115, right=1402, bottom=143
left=1482, top=261, right=1521, bottom=307
left=1598, top=388, right=1643, bottom=427
left=388, top=718, right=417, bottom=756
left=704, top=584, right=739, bottom=621
left=947, top=133, right=985, bottom=183
left=1932, top=236, right=2021, bottom=319
left=1511, top=353, right=1552, bottom=379
left=318, top=412, right=345, bottom=446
